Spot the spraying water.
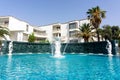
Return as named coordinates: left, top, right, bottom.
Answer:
left=8, top=41, right=13, bottom=55
left=52, top=37, right=64, bottom=58
left=106, top=40, right=113, bottom=56
left=62, top=43, right=69, bottom=54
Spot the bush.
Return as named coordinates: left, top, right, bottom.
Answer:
left=28, top=33, right=35, bottom=42
left=118, top=40, right=120, bottom=47
left=39, top=39, right=49, bottom=43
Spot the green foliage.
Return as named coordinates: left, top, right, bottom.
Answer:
left=0, top=26, right=10, bottom=40
left=111, top=26, right=120, bottom=40
left=77, top=23, right=95, bottom=42
left=100, top=25, right=120, bottom=40
left=118, top=40, right=120, bottom=47
left=97, top=28, right=104, bottom=40
left=102, top=25, right=112, bottom=40
left=39, top=39, right=49, bottom=43
left=87, top=6, right=106, bottom=41
left=28, top=33, right=36, bottom=42
left=0, top=40, right=2, bottom=46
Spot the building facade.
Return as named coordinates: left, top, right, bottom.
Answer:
left=0, top=16, right=47, bottom=42
left=0, top=16, right=90, bottom=43
left=40, top=19, right=90, bottom=43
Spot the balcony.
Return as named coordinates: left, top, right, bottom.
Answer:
left=69, top=30, right=78, bottom=38
left=53, top=25, right=61, bottom=33
left=0, top=23, right=8, bottom=27
left=34, top=32, right=46, bottom=37
left=0, top=19, right=9, bottom=27
left=53, top=33, right=61, bottom=38
left=69, top=22, right=78, bottom=31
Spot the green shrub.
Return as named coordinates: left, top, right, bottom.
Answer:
left=118, top=40, right=120, bottom=47
left=28, top=33, right=35, bottom=42
left=39, top=39, right=49, bottom=43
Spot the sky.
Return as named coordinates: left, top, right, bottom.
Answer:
left=0, top=0, right=119, bottom=27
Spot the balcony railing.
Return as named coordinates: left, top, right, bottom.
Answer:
left=0, top=24, right=8, bottom=27
left=34, top=32, right=46, bottom=35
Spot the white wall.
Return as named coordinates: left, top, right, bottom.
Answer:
left=7, top=17, right=34, bottom=41
left=9, top=17, right=33, bottom=33
left=79, top=19, right=90, bottom=26
left=61, top=23, right=69, bottom=43
left=38, top=19, right=90, bottom=43
left=0, top=16, right=91, bottom=43
left=39, top=25, right=53, bottom=43
left=9, top=17, right=26, bottom=31
left=10, top=31, right=18, bottom=41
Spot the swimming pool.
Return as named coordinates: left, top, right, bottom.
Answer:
left=0, top=53, right=120, bottom=80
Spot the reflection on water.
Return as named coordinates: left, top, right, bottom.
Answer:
left=7, top=55, right=12, bottom=70
left=108, top=56, right=115, bottom=76
left=54, top=59, right=69, bottom=79
left=1, top=54, right=120, bottom=79
left=6, top=55, right=12, bottom=79
left=55, top=60, right=61, bottom=73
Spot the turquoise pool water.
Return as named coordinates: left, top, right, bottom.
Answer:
left=0, top=53, right=120, bottom=80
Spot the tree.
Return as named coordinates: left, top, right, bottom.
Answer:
left=76, top=23, right=95, bottom=42
left=87, top=6, right=106, bottom=41
left=111, top=26, right=120, bottom=40
left=102, top=25, right=112, bottom=40
left=0, top=26, right=10, bottom=40
left=28, top=33, right=36, bottom=42
left=100, top=25, right=120, bottom=41
left=97, top=28, right=104, bottom=41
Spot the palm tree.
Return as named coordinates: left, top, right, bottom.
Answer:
left=0, top=26, right=10, bottom=40
left=97, top=28, right=104, bottom=41
left=87, top=6, right=106, bottom=41
left=100, top=25, right=120, bottom=41
left=111, top=26, right=120, bottom=40
left=102, top=25, right=112, bottom=40
left=76, top=23, right=95, bottom=42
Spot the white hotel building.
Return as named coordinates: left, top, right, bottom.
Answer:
left=0, top=16, right=90, bottom=43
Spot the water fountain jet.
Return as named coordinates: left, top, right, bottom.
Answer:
left=106, top=40, right=113, bottom=56
left=52, top=37, right=64, bottom=58
left=8, top=41, right=13, bottom=55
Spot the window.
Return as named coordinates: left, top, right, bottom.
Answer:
left=53, top=25, right=61, bottom=31
left=0, top=18, right=9, bottom=25
left=26, top=25, right=29, bottom=32
left=53, top=33, right=61, bottom=37
left=4, top=21, right=9, bottom=24
left=69, top=23, right=77, bottom=29
left=70, top=39, right=78, bottom=43
left=69, top=31, right=76, bottom=37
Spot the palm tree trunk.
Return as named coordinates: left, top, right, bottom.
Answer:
left=84, top=38, right=88, bottom=42
left=96, top=28, right=100, bottom=42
